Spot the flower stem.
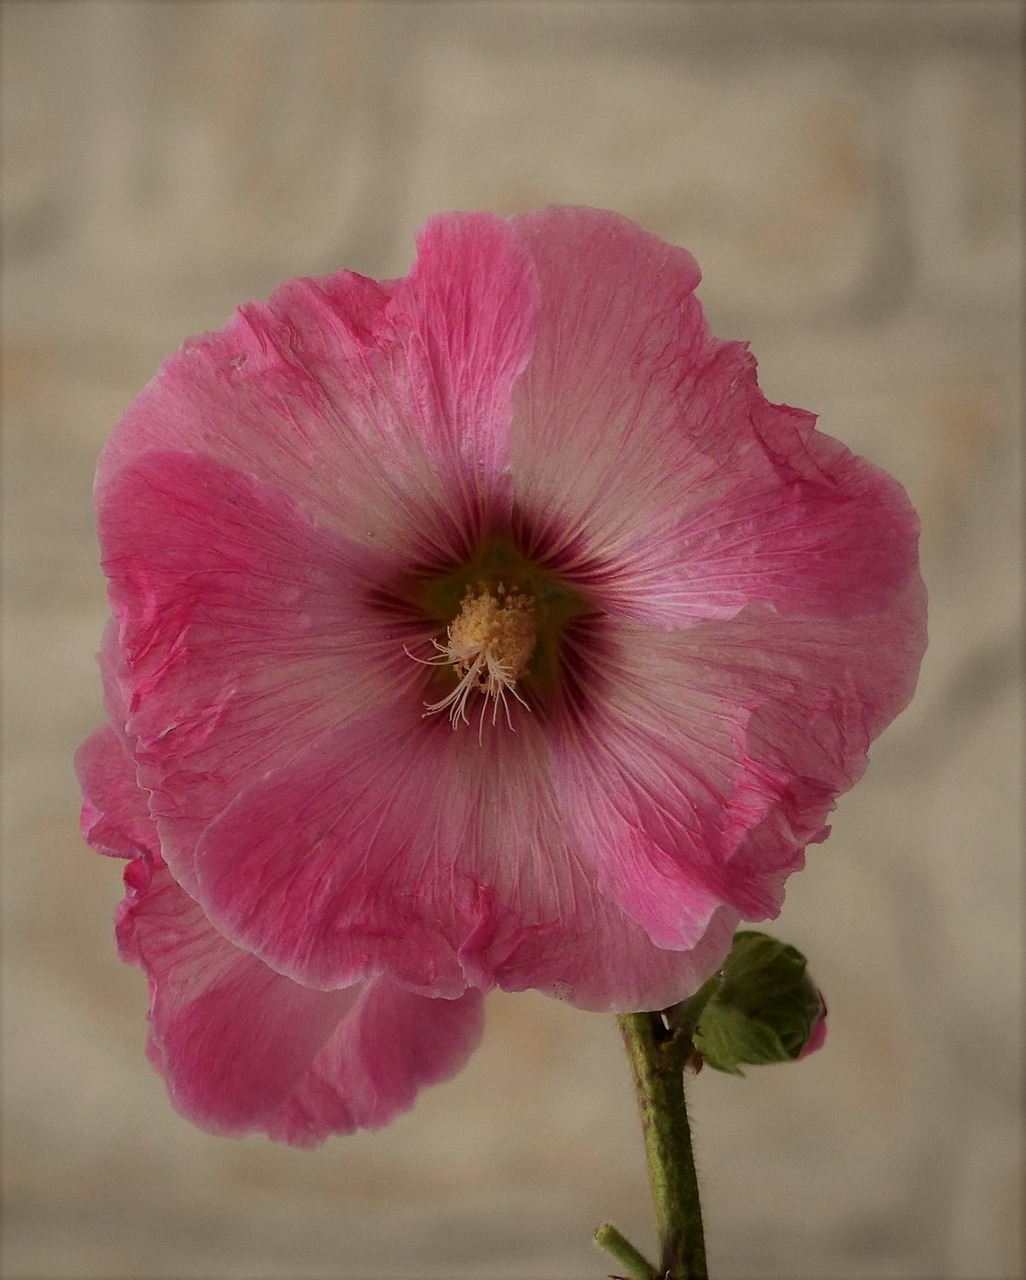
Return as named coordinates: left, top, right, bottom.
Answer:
left=593, top=1222, right=659, bottom=1280
left=616, top=1011, right=708, bottom=1279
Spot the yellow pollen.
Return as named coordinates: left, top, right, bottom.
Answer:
left=414, top=584, right=537, bottom=730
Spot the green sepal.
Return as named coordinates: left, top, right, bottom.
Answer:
left=691, top=930, right=824, bottom=1075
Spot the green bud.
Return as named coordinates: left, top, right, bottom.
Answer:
left=691, top=930, right=826, bottom=1076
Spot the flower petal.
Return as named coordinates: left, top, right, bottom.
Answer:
left=99, top=214, right=536, bottom=562
left=384, top=212, right=538, bottom=529
left=510, top=206, right=921, bottom=630
left=509, top=205, right=706, bottom=570
left=193, top=698, right=737, bottom=1011
left=99, top=449, right=418, bottom=891
left=551, top=592, right=926, bottom=945
left=264, top=977, right=485, bottom=1145
left=119, top=854, right=483, bottom=1146
left=82, top=718, right=483, bottom=1146
left=75, top=724, right=155, bottom=860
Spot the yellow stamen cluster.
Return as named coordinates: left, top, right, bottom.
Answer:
left=415, top=584, right=537, bottom=730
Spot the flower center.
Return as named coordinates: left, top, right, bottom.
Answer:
left=419, top=584, right=537, bottom=730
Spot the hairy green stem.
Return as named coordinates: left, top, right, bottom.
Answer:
left=593, top=1222, right=659, bottom=1280
left=617, top=1012, right=708, bottom=1279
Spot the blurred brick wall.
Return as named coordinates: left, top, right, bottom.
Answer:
left=2, top=3, right=1022, bottom=1277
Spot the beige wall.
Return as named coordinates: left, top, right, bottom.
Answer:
left=2, top=2, right=1022, bottom=1277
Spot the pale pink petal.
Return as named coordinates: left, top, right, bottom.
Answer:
left=384, top=212, right=538, bottom=528
left=119, top=855, right=482, bottom=1145
left=265, top=977, right=485, bottom=1144
left=467, top=887, right=740, bottom=1015
left=192, top=701, right=562, bottom=999
left=97, top=619, right=128, bottom=730
left=509, top=206, right=920, bottom=630
left=98, top=449, right=419, bottom=891
left=192, top=698, right=736, bottom=1012
left=509, top=205, right=706, bottom=570
left=550, top=589, right=926, bottom=945
left=98, top=214, right=535, bottom=562
left=75, top=725, right=155, bottom=860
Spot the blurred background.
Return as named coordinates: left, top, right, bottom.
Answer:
left=1, top=2, right=1022, bottom=1277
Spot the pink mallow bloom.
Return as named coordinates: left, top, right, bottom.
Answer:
left=79, top=207, right=925, bottom=1135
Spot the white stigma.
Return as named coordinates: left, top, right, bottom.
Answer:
left=411, top=584, right=536, bottom=731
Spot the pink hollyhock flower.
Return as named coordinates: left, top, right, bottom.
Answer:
left=80, top=207, right=925, bottom=1130
left=77, top=721, right=483, bottom=1145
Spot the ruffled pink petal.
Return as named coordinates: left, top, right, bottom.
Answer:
left=98, top=213, right=536, bottom=562
left=383, top=212, right=538, bottom=530
left=264, top=976, right=485, bottom=1144
left=119, top=854, right=482, bottom=1146
left=96, top=216, right=540, bottom=892
left=98, top=449, right=419, bottom=891
left=81, top=712, right=482, bottom=1145
left=509, top=206, right=921, bottom=630
left=550, top=591, right=925, bottom=944
left=75, top=724, right=156, bottom=859
left=509, top=205, right=705, bottom=571
left=469, top=888, right=740, bottom=1015
left=192, top=697, right=738, bottom=1012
